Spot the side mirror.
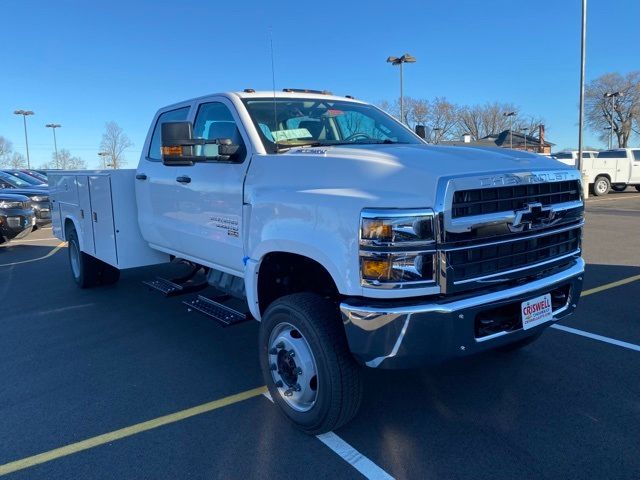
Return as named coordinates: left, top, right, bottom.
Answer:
left=161, top=122, right=242, bottom=165
left=415, top=125, right=426, bottom=139
left=161, top=122, right=196, bottom=166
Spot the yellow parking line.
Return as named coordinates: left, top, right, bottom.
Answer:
left=581, top=273, right=640, bottom=297
left=0, top=386, right=267, bottom=476
left=0, top=242, right=66, bottom=268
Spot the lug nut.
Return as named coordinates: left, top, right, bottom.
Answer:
left=284, top=388, right=294, bottom=397
left=288, top=350, right=295, bottom=358
left=276, top=342, right=284, bottom=349
left=295, top=367, right=302, bottom=375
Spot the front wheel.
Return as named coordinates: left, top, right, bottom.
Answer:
left=259, top=293, right=363, bottom=434
left=592, top=176, right=610, bottom=196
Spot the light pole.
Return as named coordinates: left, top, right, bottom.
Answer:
left=432, top=127, right=442, bottom=144
left=13, top=110, right=34, bottom=169
left=503, top=112, right=516, bottom=149
left=577, top=0, right=587, bottom=199
left=522, top=127, right=529, bottom=151
left=45, top=124, right=61, bottom=168
left=386, top=53, right=416, bottom=125
left=98, top=151, right=110, bottom=169
left=603, top=91, right=622, bottom=149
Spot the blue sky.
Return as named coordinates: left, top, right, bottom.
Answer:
left=1, top=0, right=638, bottom=168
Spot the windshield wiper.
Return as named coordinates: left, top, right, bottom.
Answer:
left=327, top=139, right=408, bottom=146
left=275, top=141, right=325, bottom=152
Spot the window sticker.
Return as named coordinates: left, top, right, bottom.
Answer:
left=271, top=128, right=313, bottom=142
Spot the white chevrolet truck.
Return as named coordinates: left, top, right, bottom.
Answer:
left=50, top=90, right=585, bottom=433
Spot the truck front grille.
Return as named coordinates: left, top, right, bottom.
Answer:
left=452, top=180, right=581, bottom=218
left=446, top=226, right=581, bottom=283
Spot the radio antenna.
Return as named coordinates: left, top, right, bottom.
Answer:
left=269, top=27, right=279, bottom=152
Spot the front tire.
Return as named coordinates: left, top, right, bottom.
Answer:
left=592, top=176, right=610, bottom=196
left=259, top=293, right=363, bottom=434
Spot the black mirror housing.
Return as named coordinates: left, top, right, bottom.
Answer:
left=160, top=122, right=241, bottom=165
left=415, top=125, right=426, bottom=139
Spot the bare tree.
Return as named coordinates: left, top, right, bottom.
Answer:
left=0, top=136, right=13, bottom=165
left=40, top=149, right=86, bottom=170
left=405, top=97, right=429, bottom=129
left=99, top=121, right=133, bottom=169
left=458, top=102, right=517, bottom=140
left=6, top=152, right=27, bottom=169
left=585, top=71, right=640, bottom=148
left=428, top=97, right=458, bottom=143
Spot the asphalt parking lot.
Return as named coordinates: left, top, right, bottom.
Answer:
left=1, top=192, right=639, bottom=480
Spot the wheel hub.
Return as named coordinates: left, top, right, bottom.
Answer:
left=268, top=322, right=318, bottom=412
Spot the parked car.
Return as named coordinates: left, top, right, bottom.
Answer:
left=0, top=188, right=52, bottom=228
left=0, top=171, right=39, bottom=189
left=25, top=170, right=48, bottom=183
left=552, top=150, right=599, bottom=167
left=2, top=169, right=47, bottom=187
left=0, top=193, right=35, bottom=244
left=587, top=148, right=640, bottom=196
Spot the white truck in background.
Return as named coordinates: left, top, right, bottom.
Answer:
left=586, top=148, right=640, bottom=196
left=50, top=90, right=585, bottom=433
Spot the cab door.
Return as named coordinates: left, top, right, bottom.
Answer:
left=171, top=98, right=251, bottom=274
left=135, top=105, right=191, bottom=252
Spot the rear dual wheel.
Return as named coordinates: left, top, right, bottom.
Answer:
left=259, top=293, right=363, bottom=434
left=67, top=227, right=120, bottom=288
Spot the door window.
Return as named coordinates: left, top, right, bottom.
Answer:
left=147, top=107, right=190, bottom=160
left=193, top=102, right=246, bottom=161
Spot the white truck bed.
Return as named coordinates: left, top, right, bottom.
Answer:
left=49, top=169, right=169, bottom=269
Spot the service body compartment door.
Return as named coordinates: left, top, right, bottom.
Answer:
left=76, top=175, right=95, bottom=256
left=89, top=175, right=117, bottom=266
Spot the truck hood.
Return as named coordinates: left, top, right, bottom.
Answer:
left=286, top=143, right=565, bottom=177
left=269, top=143, right=573, bottom=207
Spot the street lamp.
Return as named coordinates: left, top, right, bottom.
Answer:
left=386, top=53, right=416, bottom=125
left=45, top=124, right=62, bottom=168
left=98, top=151, right=110, bottom=169
left=603, top=91, right=622, bottom=149
left=13, top=110, right=34, bottom=169
left=503, top=111, right=516, bottom=149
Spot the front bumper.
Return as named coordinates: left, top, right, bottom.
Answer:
left=340, top=257, right=585, bottom=369
left=0, top=212, right=35, bottom=243
left=32, top=203, right=52, bottom=227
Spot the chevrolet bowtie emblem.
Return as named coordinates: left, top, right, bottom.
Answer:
left=510, top=202, right=555, bottom=231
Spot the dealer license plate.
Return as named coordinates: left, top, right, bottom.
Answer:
left=521, top=293, right=553, bottom=330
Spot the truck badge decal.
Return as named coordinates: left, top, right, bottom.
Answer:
left=510, top=202, right=556, bottom=231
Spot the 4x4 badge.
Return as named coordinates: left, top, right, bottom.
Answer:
left=510, top=202, right=555, bottom=231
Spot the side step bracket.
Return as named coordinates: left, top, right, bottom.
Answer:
left=143, top=269, right=208, bottom=297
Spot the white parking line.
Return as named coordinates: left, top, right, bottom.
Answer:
left=551, top=324, right=640, bottom=352
left=262, top=392, right=394, bottom=479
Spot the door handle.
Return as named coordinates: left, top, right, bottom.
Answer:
left=136, top=173, right=147, bottom=180
left=176, top=176, right=191, bottom=184
left=92, top=212, right=98, bottom=222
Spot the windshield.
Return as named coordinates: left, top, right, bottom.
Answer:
left=243, top=98, right=422, bottom=153
left=0, top=171, right=32, bottom=187
left=7, top=171, right=43, bottom=185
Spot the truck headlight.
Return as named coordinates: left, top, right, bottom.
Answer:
left=0, top=201, right=23, bottom=209
left=360, top=210, right=434, bottom=247
left=359, top=209, right=437, bottom=288
left=361, top=252, right=435, bottom=284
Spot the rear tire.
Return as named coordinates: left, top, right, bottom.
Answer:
left=592, top=176, right=610, bottom=196
left=98, top=262, right=121, bottom=285
left=259, top=293, right=363, bottom=435
left=611, top=184, right=627, bottom=192
left=635, top=185, right=640, bottom=193
left=67, top=227, right=100, bottom=288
